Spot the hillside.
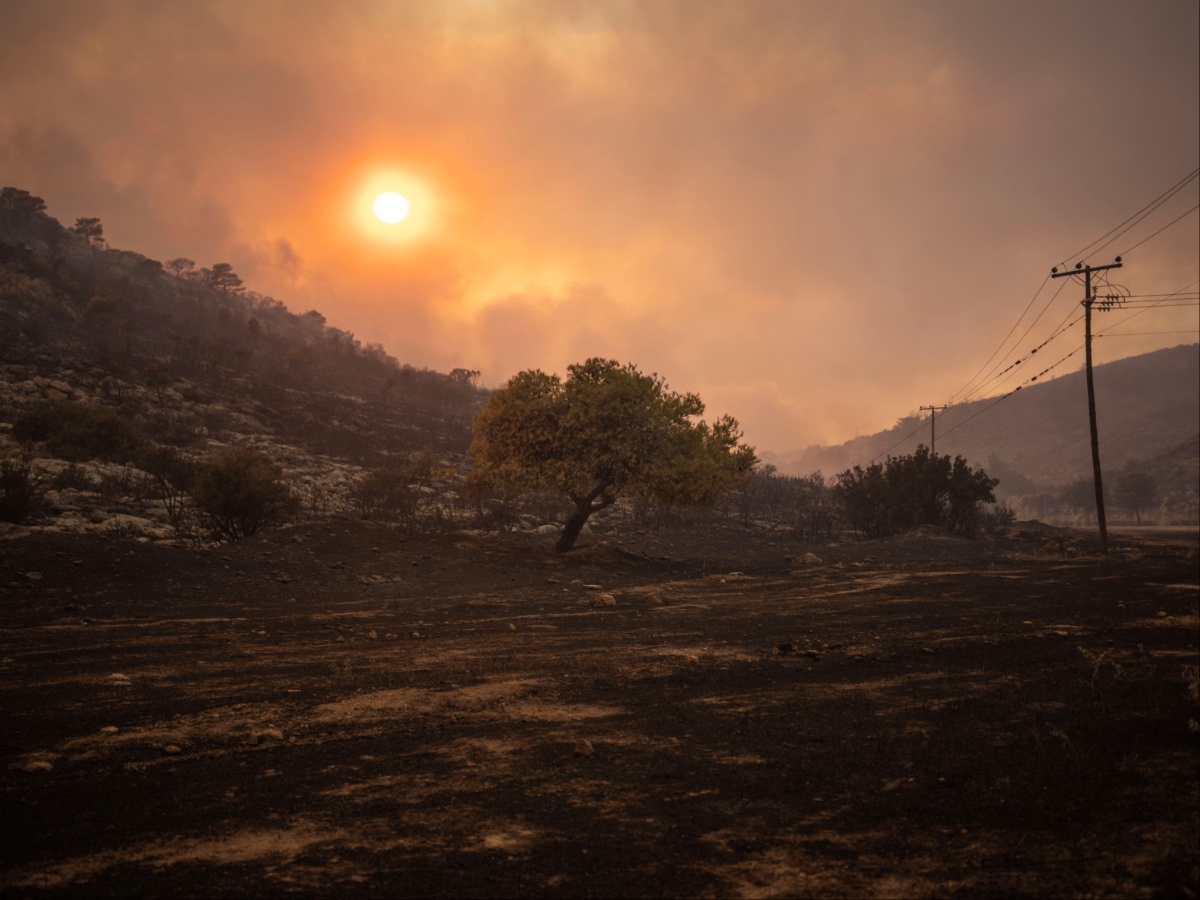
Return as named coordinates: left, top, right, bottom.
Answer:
left=0, top=186, right=490, bottom=537
left=769, top=344, right=1199, bottom=506
left=0, top=188, right=486, bottom=459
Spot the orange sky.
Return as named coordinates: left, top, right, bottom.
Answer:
left=2, top=0, right=1197, bottom=454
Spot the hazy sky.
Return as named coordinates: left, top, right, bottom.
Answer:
left=2, top=0, right=1197, bottom=453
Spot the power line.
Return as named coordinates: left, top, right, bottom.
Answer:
left=951, top=307, right=1081, bottom=406
left=868, top=309, right=1087, bottom=464
left=1096, top=279, right=1200, bottom=334
left=945, top=276, right=1072, bottom=408
left=1117, top=203, right=1200, bottom=257
left=1058, top=168, right=1198, bottom=266
left=869, top=418, right=933, bottom=464
left=942, top=274, right=1051, bottom=407
left=937, top=343, right=1086, bottom=444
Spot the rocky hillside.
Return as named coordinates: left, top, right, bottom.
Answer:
left=0, top=186, right=488, bottom=540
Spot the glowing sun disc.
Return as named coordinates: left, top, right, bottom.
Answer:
left=372, top=191, right=410, bottom=224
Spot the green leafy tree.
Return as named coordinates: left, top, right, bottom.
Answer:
left=191, top=447, right=296, bottom=540
left=835, top=446, right=998, bottom=538
left=1114, top=470, right=1158, bottom=524
left=469, top=358, right=756, bottom=552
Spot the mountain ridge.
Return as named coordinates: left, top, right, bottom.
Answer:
left=764, top=343, right=1199, bottom=496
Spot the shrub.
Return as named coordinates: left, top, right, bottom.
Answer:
left=191, top=447, right=296, bottom=541
left=835, top=446, right=998, bottom=538
left=13, top=401, right=147, bottom=462
left=0, top=458, right=45, bottom=523
left=137, top=446, right=196, bottom=527
left=349, top=450, right=443, bottom=531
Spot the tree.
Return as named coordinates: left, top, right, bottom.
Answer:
left=191, top=447, right=296, bottom=540
left=1060, top=477, right=1103, bottom=523
left=72, top=217, right=105, bottom=247
left=1114, top=470, right=1158, bottom=524
left=835, top=446, right=998, bottom=538
left=165, top=257, right=196, bottom=278
left=468, top=358, right=756, bottom=552
left=449, top=368, right=481, bottom=386
left=0, top=187, right=46, bottom=219
left=0, top=188, right=50, bottom=241
left=206, top=262, right=244, bottom=294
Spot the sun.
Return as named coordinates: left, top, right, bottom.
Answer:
left=372, top=191, right=410, bottom=224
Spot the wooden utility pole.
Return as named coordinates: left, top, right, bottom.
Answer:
left=1051, top=258, right=1123, bottom=556
left=920, top=405, right=947, bottom=456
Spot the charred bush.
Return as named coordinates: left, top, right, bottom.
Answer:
left=192, top=447, right=297, bottom=541
left=0, top=457, right=44, bottom=523
left=12, top=401, right=147, bottom=463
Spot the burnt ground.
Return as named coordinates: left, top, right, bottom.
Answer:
left=0, top=521, right=1197, bottom=898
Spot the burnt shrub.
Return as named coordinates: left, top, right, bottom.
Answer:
left=0, top=458, right=45, bottom=523
left=13, top=401, right=147, bottom=462
left=137, top=445, right=196, bottom=527
left=192, top=447, right=297, bottom=541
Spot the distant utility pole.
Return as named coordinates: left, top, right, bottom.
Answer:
left=1051, top=257, right=1124, bottom=556
left=919, top=405, right=947, bottom=456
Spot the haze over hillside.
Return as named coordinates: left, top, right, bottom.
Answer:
left=766, top=343, right=1199, bottom=497
left=0, top=187, right=487, bottom=463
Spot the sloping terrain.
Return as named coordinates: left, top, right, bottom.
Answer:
left=772, top=344, right=1200, bottom=492
left=2, top=523, right=1196, bottom=898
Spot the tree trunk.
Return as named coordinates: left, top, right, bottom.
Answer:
left=555, top=507, right=591, bottom=554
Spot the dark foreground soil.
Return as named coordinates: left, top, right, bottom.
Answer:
left=1, top=521, right=1197, bottom=898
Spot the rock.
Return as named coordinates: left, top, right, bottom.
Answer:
left=800, top=552, right=822, bottom=565
left=590, top=593, right=617, bottom=608
left=536, top=524, right=559, bottom=535
left=508, top=623, right=518, bottom=632
left=21, top=761, right=54, bottom=774
left=100, top=726, right=119, bottom=735
left=582, top=584, right=604, bottom=590
left=256, top=729, right=285, bottom=743
left=23, top=571, right=43, bottom=582
left=163, top=745, right=182, bottom=755
left=573, top=739, right=594, bottom=757
left=367, top=630, right=378, bottom=639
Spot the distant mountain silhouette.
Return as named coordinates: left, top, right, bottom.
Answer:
left=768, top=343, right=1199, bottom=499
